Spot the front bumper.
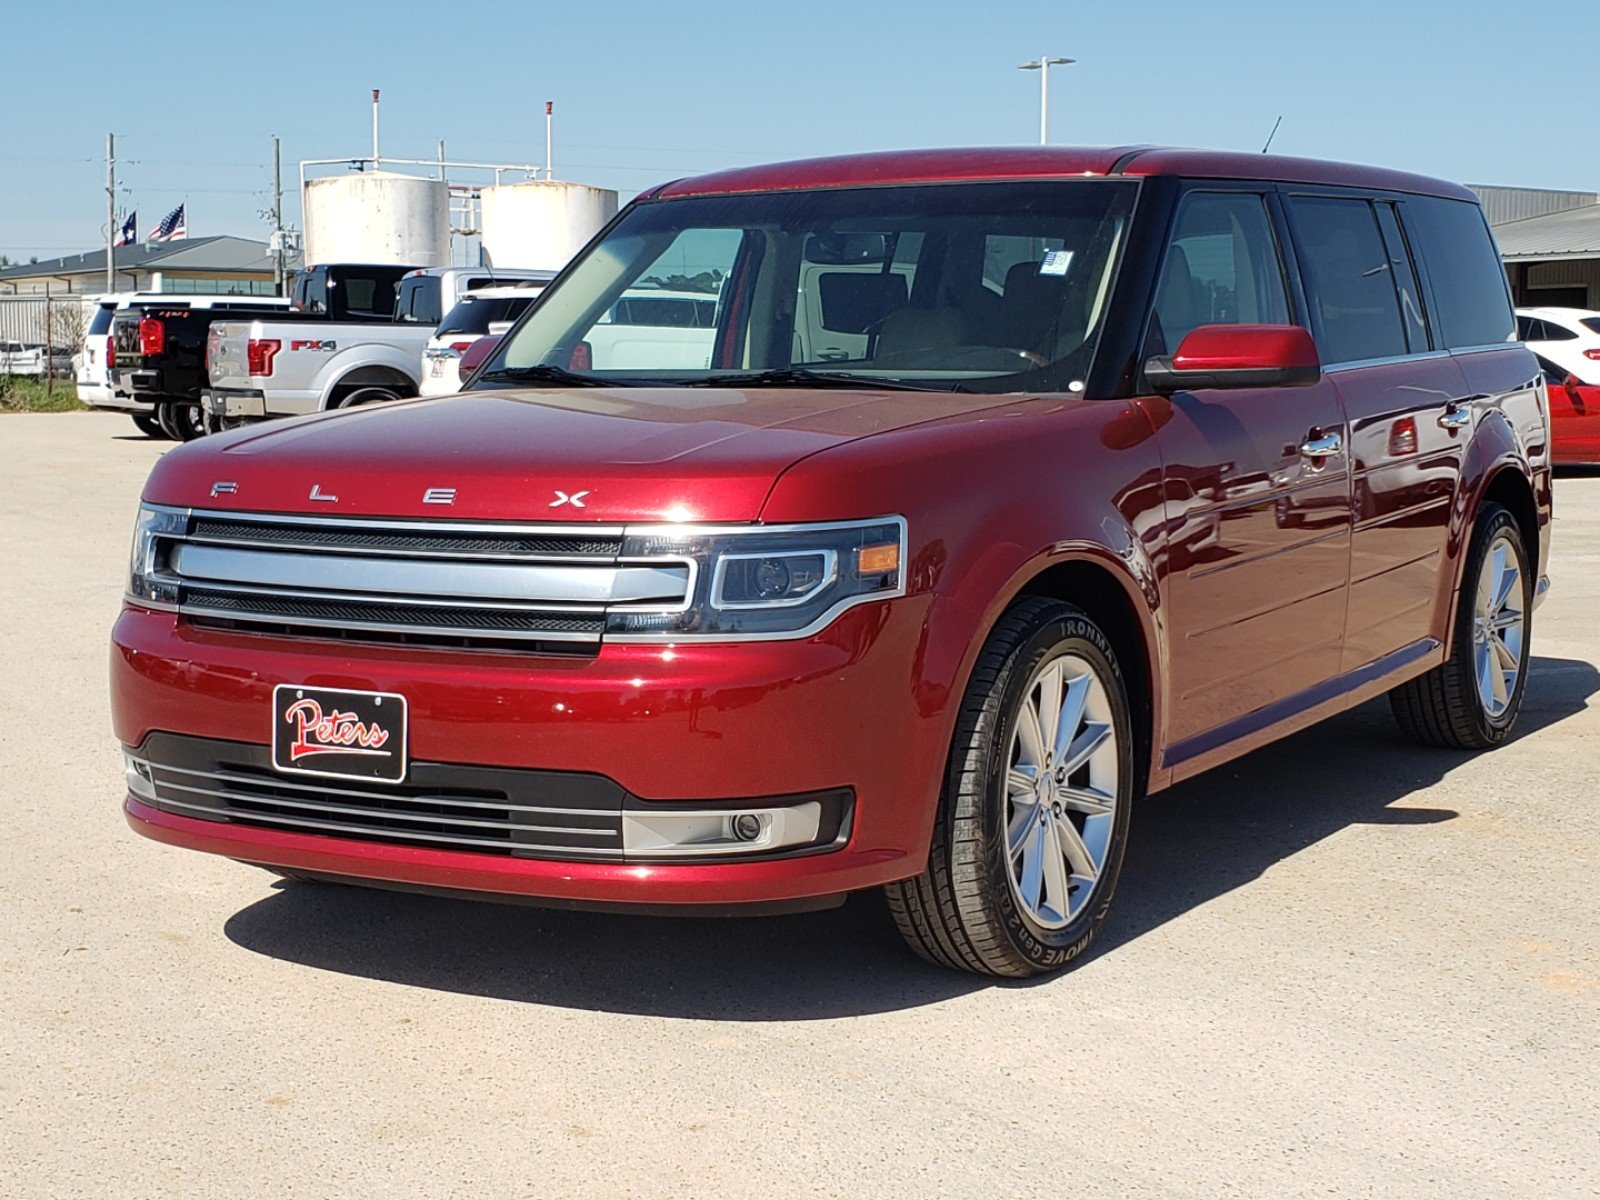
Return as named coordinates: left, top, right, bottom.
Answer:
left=112, top=598, right=949, bottom=906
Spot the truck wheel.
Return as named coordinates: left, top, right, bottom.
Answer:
left=157, top=399, right=205, bottom=442
left=336, top=386, right=401, bottom=408
left=1390, top=502, right=1532, bottom=749
left=885, top=597, right=1135, bottom=977
left=130, top=413, right=168, bottom=439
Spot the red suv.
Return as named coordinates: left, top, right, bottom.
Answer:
left=114, top=147, right=1550, bottom=977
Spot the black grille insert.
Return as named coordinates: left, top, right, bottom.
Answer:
left=135, top=733, right=626, bottom=860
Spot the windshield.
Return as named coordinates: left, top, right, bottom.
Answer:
left=484, top=180, right=1138, bottom=392
left=437, top=294, right=537, bottom=336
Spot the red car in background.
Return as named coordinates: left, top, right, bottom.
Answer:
left=1538, top=354, right=1600, bottom=464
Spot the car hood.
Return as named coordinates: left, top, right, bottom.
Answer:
left=143, top=387, right=1027, bottom=522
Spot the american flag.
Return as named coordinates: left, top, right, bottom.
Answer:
left=113, top=212, right=137, bottom=247
left=149, top=203, right=187, bottom=243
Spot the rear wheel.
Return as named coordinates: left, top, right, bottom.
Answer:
left=130, top=412, right=167, bottom=439
left=157, top=398, right=205, bottom=441
left=1389, top=502, right=1531, bottom=749
left=885, top=597, right=1135, bottom=977
left=336, top=385, right=402, bottom=408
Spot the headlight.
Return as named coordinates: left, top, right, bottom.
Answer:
left=127, top=504, right=187, bottom=606
left=606, top=516, right=906, bottom=640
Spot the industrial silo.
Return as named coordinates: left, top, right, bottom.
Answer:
left=303, top=171, right=451, bottom=267
left=479, top=180, right=618, bottom=273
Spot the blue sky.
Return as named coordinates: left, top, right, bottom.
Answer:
left=2, top=0, right=1594, bottom=260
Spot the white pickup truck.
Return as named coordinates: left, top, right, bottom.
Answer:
left=203, top=263, right=434, bottom=426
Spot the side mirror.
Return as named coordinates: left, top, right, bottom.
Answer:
left=1144, top=324, right=1321, bottom=392
left=457, top=334, right=503, bottom=380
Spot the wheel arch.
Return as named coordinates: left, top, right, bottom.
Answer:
left=1442, top=426, right=1543, bottom=658
left=1480, top=465, right=1539, bottom=579
left=322, top=363, right=418, bottom=409
left=992, top=553, right=1162, bottom=798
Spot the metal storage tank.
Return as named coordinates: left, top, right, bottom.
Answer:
left=303, top=171, right=450, bottom=267
left=479, top=181, right=619, bottom=272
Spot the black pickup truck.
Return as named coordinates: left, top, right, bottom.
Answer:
left=109, top=264, right=419, bottom=440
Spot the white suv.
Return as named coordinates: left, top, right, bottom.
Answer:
left=419, top=285, right=546, bottom=397
left=1516, top=306, right=1600, bottom=384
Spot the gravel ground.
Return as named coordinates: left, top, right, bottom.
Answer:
left=2, top=412, right=1596, bottom=1199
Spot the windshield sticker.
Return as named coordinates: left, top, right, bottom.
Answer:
left=1039, top=249, right=1074, bottom=277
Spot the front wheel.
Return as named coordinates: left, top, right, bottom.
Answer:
left=1389, top=502, right=1532, bottom=748
left=886, top=597, right=1135, bottom=977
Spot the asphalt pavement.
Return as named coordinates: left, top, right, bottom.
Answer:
left=2, top=412, right=1595, bottom=1199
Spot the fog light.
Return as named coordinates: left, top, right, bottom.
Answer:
left=621, top=800, right=822, bottom=858
left=123, top=751, right=157, bottom=801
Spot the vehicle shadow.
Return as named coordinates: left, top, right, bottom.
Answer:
left=222, top=656, right=1597, bottom=1019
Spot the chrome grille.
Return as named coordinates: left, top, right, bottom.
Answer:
left=128, top=734, right=626, bottom=860
left=148, top=509, right=690, bottom=651
left=187, top=516, right=623, bottom=559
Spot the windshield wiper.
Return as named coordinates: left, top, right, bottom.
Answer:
left=685, top=368, right=961, bottom=393
left=476, top=364, right=623, bottom=388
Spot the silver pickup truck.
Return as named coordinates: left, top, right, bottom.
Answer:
left=203, top=263, right=435, bottom=427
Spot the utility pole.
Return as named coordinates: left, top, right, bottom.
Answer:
left=1018, top=55, right=1075, bottom=145
left=271, top=135, right=284, bottom=295
left=371, top=89, right=381, bottom=168
left=105, top=132, right=116, bottom=294
left=545, top=101, right=553, bottom=180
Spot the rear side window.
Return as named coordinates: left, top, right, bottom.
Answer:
left=1150, top=192, right=1290, bottom=351
left=610, top=296, right=718, bottom=327
left=1288, top=196, right=1409, bottom=364
left=1583, top=317, right=1600, bottom=335
left=86, top=305, right=117, bottom=336
left=295, top=272, right=327, bottom=314
left=1401, top=197, right=1514, bottom=349
left=395, top=277, right=442, bottom=325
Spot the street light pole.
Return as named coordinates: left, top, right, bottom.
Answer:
left=1018, top=55, right=1075, bottom=145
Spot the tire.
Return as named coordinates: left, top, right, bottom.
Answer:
left=335, top=385, right=402, bottom=408
left=157, top=399, right=205, bottom=442
left=130, top=412, right=167, bottom=439
left=1389, top=502, right=1532, bottom=749
left=885, top=597, right=1136, bottom=978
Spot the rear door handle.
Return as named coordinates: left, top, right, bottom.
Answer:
left=1299, top=431, right=1343, bottom=460
left=1438, top=404, right=1472, bottom=430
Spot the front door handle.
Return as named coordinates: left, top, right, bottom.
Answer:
left=1299, top=431, right=1343, bottom=460
left=1438, top=404, right=1472, bottom=431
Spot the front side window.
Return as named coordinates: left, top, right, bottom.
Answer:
left=1288, top=196, right=1409, bottom=365
left=485, top=180, right=1139, bottom=393
left=1150, top=192, right=1290, bottom=353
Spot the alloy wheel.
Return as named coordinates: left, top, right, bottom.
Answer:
left=1473, top=530, right=1525, bottom=719
left=1003, top=652, right=1120, bottom=929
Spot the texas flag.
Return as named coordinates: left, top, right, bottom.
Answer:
left=113, top=212, right=137, bottom=247
left=149, top=203, right=187, bottom=243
